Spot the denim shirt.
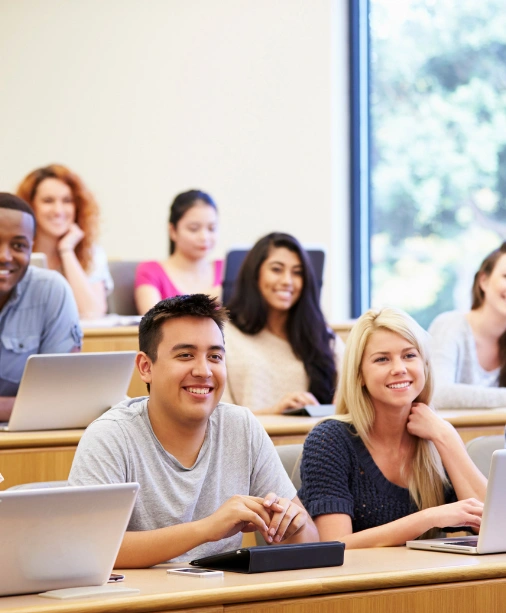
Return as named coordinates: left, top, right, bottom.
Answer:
left=0, top=266, right=82, bottom=396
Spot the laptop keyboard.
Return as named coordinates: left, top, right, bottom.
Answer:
left=444, top=539, right=478, bottom=547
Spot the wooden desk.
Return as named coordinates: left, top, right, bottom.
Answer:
left=2, top=548, right=506, bottom=612
left=0, top=430, right=83, bottom=491
left=259, top=409, right=506, bottom=445
left=82, top=326, right=146, bottom=397
left=1, top=409, right=505, bottom=490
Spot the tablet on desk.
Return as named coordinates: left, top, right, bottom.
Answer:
left=283, top=404, right=335, bottom=417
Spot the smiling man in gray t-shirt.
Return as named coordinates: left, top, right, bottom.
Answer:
left=69, top=294, right=317, bottom=567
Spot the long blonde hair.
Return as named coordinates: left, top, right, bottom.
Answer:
left=336, top=307, right=448, bottom=514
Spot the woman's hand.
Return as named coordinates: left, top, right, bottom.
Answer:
left=58, top=223, right=85, bottom=253
left=426, top=498, right=483, bottom=530
left=408, top=404, right=487, bottom=504
left=272, top=392, right=319, bottom=414
left=406, top=402, right=450, bottom=444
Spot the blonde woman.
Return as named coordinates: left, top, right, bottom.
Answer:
left=298, top=307, right=486, bottom=548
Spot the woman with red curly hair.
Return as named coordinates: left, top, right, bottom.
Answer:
left=17, top=164, right=112, bottom=318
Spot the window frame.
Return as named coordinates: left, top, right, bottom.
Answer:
left=349, top=0, right=371, bottom=318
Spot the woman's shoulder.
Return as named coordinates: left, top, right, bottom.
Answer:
left=136, top=260, right=163, bottom=273
left=224, top=321, right=246, bottom=339
left=428, top=311, right=470, bottom=337
left=135, top=261, right=167, bottom=280
left=303, top=418, right=357, bottom=467
left=134, top=261, right=172, bottom=292
left=224, top=322, right=271, bottom=344
left=213, top=259, right=224, bottom=285
left=307, top=418, right=355, bottom=446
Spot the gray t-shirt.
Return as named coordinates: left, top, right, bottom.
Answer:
left=428, top=311, right=506, bottom=409
left=68, top=398, right=296, bottom=562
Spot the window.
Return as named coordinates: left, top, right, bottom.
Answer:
left=359, top=0, right=506, bottom=327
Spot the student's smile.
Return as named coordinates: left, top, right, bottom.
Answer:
left=386, top=380, right=412, bottom=390
left=184, top=385, right=213, bottom=396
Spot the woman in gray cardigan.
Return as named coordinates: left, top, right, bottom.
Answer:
left=429, top=242, right=506, bottom=409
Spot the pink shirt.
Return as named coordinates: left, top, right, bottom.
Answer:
left=134, top=260, right=223, bottom=299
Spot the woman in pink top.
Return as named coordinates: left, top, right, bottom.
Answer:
left=135, top=190, right=223, bottom=314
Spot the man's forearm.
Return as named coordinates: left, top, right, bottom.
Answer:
left=115, top=519, right=212, bottom=568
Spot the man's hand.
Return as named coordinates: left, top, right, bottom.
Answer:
left=203, top=495, right=277, bottom=543
left=0, top=397, right=15, bottom=422
left=262, top=492, right=309, bottom=543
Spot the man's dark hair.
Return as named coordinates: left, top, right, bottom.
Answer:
left=0, top=193, right=36, bottom=231
left=139, top=294, right=228, bottom=363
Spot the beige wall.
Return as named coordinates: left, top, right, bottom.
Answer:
left=0, top=0, right=350, bottom=320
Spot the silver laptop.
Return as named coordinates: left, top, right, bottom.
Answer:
left=29, top=252, right=48, bottom=268
left=1, top=351, right=136, bottom=431
left=0, top=483, right=139, bottom=596
left=283, top=404, right=335, bottom=417
left=407, top=449, right=506, bottom=555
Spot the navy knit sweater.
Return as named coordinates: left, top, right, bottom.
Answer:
left=298, top=419, right=456, bottom=533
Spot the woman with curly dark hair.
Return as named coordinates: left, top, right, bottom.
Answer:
left=17, top=164, right=112, bottom=318
left=223, top=232, right=343, bottom=414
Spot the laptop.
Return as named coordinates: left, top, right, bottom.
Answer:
left=29, top=252, right=48, bottom=269
left=0, top=483, right=139, bottom=596
left=406, top=449, right=506, bottom=555
left=283, top=404, right=335, bottom=417
left=0, top=351, right=136, bottom=432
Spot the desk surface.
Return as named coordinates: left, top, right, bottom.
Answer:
left=82, top=325, right=139, bottom=339
left=258, top=409, right=506, bottom=436
left=1, top=409, right=505, bottom=450
left=1, top=547, right=506, bottom=612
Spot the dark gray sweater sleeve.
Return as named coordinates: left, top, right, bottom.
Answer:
left=298, top=420, right=355, bottom=519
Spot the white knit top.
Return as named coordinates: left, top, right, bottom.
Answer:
left=222, top=323, right=344, bottom=413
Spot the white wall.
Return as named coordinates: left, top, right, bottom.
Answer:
left=0, top=0, right=350, bottom=320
